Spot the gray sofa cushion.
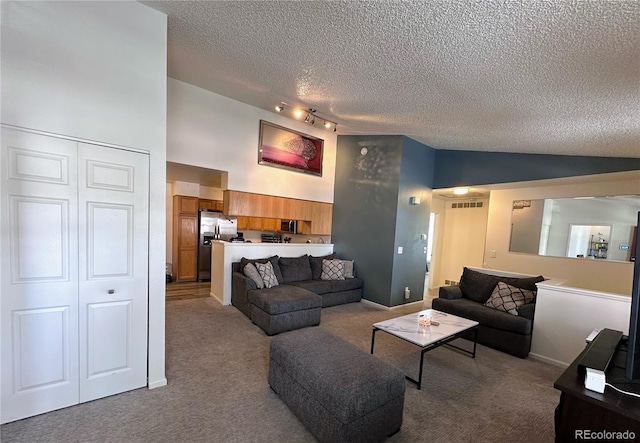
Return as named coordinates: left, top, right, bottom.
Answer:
left=458, top=267, right=545, bottom=304
left=432, top=298, right=532, bottom=335
left=241, top=256, right=284, bottom=283
left=458, top=267, right=500, bottom=303
left=500, top=275, right=545, bottom=293
left=279, top=255, right=313, bottom=283
left=309, top=253, right=336, bottom=280
left=248, top=286, right=321, bottom=315
left=329, top=278, right=363, bottom=293
left=287, top=280, right=333, bottom=295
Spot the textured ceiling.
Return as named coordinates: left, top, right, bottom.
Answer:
left=143, top=0, right=640, bottom=158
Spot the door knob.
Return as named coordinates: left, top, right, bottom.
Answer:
left=108, top=289, right=115, bottom=294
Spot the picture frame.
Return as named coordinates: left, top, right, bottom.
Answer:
left=258, top=120, right=324, bottom=176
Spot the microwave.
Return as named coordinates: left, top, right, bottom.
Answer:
left=280, top=220, right=299, bottom=234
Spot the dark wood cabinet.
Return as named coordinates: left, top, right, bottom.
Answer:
left=554, top=343, right=640, bottom=441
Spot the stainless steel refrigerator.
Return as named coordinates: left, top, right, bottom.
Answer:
left=197, top=209, right=237, bottom=281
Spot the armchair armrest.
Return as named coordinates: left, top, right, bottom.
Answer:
left=517, top=302, right=536, bottom=321
left=231, top=271, right=256, bottom=317
left=439, top=285, right=463, bottom=300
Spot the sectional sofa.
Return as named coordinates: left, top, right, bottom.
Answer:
left=231, top=253, right=363, bottom=335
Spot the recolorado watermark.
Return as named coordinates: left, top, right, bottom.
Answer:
left=575, top=430, right=636, bottom=440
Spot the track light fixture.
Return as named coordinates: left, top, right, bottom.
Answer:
left=273, top=102, right=338, bottom=132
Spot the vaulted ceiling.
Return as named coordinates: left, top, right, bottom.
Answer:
left=144, top=1, right=640, bottom=158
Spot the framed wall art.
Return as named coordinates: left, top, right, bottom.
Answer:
left=258, top=120, right=324, bottom=176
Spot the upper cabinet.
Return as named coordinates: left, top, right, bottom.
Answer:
left=199, top=199, right=224, bottom=211
left=175, top=196, right=198, bottom=215
left=224, top=190, right=332, bottom=235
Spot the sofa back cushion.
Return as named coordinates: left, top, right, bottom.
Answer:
left=279, top=255, right=313, bottom=283
left=458, top=267, right=545, bottom=304
left=459, top=268, right=501, bottom=303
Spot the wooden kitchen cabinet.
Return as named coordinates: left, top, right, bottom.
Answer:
left=311, top=202, right=333, bottom=235
left=175, top=195, right=198, bottom=215
left=198, top=199, right=223, bottom=211
left=236, top=216, right=249, bottom=230
left=223, top=190, right=333, bottom=235
left=261, top=217, right=279, bottom=231
left=248, top=217, right=263, bottom=230
left=172, top=196, right=198, bottom=282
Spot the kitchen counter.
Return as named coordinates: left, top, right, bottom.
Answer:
left=210, top=241, right=334, bottom=305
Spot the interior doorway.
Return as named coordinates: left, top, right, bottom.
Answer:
left=424, top=212, right=438, bottom=300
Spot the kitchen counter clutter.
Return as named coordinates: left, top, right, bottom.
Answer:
left=210, top=242, right=335, bottom=305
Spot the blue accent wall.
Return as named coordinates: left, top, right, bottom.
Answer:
left=433, top=150, right=640, bottom=189
left=333, top=135, right=436, bottom=307
left=390, top=137, right=436, bottom=305
left=332, top=135, right=403, bottom=306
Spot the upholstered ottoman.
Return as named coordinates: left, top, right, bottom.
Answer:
left=269, top=328, right=405, bottom=443
left=248, top=286, right=322, bottom=335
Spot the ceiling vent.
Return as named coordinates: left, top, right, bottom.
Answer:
left=451, top=202, right=484, bottom=209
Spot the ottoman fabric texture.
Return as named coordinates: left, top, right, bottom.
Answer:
left=248, top=286, right=322, bottom=315
left=269, top=328, right=405, bottom=442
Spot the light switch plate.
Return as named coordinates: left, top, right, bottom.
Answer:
left=398, top=247, right=403, bottom=254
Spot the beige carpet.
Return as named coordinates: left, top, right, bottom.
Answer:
left=1, top=297, right=562, bottom=442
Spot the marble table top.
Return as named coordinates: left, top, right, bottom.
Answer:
left=373, top=309, right=478, bottom=347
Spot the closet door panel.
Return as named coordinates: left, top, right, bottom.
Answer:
left=1, top=128, right=79, bottom=424
left=78, top=143, right=149, bottom=403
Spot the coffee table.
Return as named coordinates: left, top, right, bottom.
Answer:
left=371, top=309, right=479, bottom=390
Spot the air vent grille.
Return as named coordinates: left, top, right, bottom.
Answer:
left=451, top=201, right=483, bottom=209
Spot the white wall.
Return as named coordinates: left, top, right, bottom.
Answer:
left=433, top=198, right=489, bottom=286
left=1, top=1, right=168, bottom=390
left=531, top=281, right=631, bottom=367
left=167, top=78, right=337, bottom=203
left=484, top=172, right=640, bottom=295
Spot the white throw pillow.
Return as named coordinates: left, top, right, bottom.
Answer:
left=255, top=261, right=279, bottom=288
left=342, top=260, right=355, bottom=279
left=243, top=263, right=264, bottom=289
left=321, top=259, right=345, bottom=281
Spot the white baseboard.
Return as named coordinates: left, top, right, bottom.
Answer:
left=391, top=300, right=424, bottom=310
left=148, top=378, right=168, bottom=389
left=210, top=292, right=223, bottom=304
left=529, top=352, right=569, bottom=368
left=359, top=299, right=391, bottom=310
left=360, top=298, right=424, bottom=311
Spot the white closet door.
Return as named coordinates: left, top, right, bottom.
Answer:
left=1, top=128, right=80, bottom=423
left=77, top=143, right=149, bottom=402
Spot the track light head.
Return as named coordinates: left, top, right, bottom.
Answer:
left=277, top=102, right=337, bottom=131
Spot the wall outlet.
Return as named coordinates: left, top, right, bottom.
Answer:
left=404, top=287, right=410, bottom=299
left=490, top=250, right=497, bottom=258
